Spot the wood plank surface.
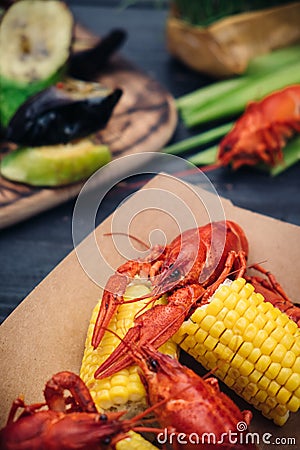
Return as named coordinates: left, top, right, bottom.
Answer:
left=0, top=25, right=177, bottom=229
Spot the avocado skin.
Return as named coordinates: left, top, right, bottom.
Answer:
left=0, top=140, right=111, bottom=187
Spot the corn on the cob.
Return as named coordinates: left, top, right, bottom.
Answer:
left=80, top=282, right=178, bottom=417
left=115, top=431, right=159, bottom=450
left=173, top=277, right=300, bottom=425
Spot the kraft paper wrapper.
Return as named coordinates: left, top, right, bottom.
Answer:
left=166, top=2, right=300, bottom=77
left=0, top=174, right=299, bottom=447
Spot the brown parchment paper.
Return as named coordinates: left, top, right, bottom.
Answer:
left=0, top=174, right=299, bottom=448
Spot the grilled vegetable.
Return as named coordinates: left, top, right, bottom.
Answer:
left=0, top=0, right=74, bottom=127
left=80, top=283, right=178, bottom=416
left=6, top=79, right=123, bottom=146
left=69, top=29, right=127, bottom=81
left=0, top=138, right=111, bottom=187
left=173, top=278, right=300, bottom=425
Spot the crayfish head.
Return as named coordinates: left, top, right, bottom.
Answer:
left=151, top=228, right=205, bottom=296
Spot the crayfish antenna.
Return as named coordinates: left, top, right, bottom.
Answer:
left=200, top=162, right=222, bottom=172
left=103, top=232, right=150, bottom=251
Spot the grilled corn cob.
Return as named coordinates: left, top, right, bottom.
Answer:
left=80, top=282, right=178, bottom=417
left=173, top=277, right=300, bottom=425
left=115, top=431, right=159, bottom=450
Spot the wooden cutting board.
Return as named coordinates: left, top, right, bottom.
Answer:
left=0, top=25, right=177, bottom=230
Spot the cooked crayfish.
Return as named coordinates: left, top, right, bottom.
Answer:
left=93, top=220, right=300, bottom=379
left=0, top=371, right=161, bottom=450
left=127, top=342, right=255, bottom=450
left=92, top=220, right=249, bottom=378
left=216, top=84, right=300, bottom=169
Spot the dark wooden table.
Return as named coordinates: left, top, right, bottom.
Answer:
left=0, top=2, right=299, bottom=323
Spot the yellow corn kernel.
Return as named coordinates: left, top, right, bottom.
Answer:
left=265, top=396, right=278, bottom=409
left=258, top=375, right=270, bottom=391
left=116, top=431, right=159, bottom=450
left=206, top=297, right=224, bottom=316
left=81, top=283, right=178, bottom=415
left=219, top=328, right=234, bottom=346
left=265, top=362, right=281, bottom=380
left=254, top=389, right=268, bottom=403
left=128, top=381, right=146, bottom=401
left=294, top=385, right=300, bottom=399
left=238, top=341, right=253, bottom=358
left=270, top=327, right=285, bottom=342
left=281, top=333, right=295, bottom=350
left=231, top=277, right=246, bottom=292
left=239, top=359, right=254, bottom=377
left=110, top=386, right=129, bottom=405
left=287, top=395, right=300, bottom=412
left=199, top=314, right=216, bottom=331
left=243, top=323, right=258, bottom=342
left=256, top=355, right=271, bottom=373
left=274, top=404, right=289, bottom=416
left=239, top=282, right=255, bottom=298
left=252, top=329, right=268, bottom=348
left=233, top=317, right=249, bottom=335
left=249, top=369, right=263, bottom=384
left=184, top=335, right=198, bottom=350
left=195, top=327, right=208, bottom=344
left=175, top=278, right=300, bottom=425
left=272, top=412, right=290, bottom=427
left=224, top=310, right=240, bottom=329
left=285, top=373, right=300, bottom=392
left=276, top=368, right=293, bottom=385
left=248, top=348, right=261, bottom=364
left=271, top=343, right=287, bottom=363
left=191, top=306, right=206, bottom=323
left=275, top=314, right=290, bottom=328
left=214, top=342, right=234, bottom=361
left=209, top=321, right=226, bottom=338
left=292, top=352, right=300, bottom=373
left=267, top=380, right=280, bottom=397
left=224, top=292, right=239, bottom=309
left=285, top=320, right=298, bottom=334
left=253, top=314, right=267, bottom=329
left=224, top=375, right=235, bottom=387
left=244, top=305, right=258, bottom=322
left=204, top=351, right=218, bottom=368
left=281, top=351, right=296, bottom=368
left=203, top=334, right=218, bottom=351
left=243, top=382, right=258, bottom=398
left=276, top=386, right=292, bottom=405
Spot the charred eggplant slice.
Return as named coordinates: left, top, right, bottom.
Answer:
left=0, top=0, right=74, bottom=126
left=69, top=29, right=127, bottom=81
left=6, top=79, right=123, bottom=146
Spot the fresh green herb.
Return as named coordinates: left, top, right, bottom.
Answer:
left=164, top=122, right=233, bottom=155
left=183, top=60, right=300, bottom=127
left=177, top=45, right=300, bottom=119
left=188, top=145, right=218, bottom=166
left=172, top=0, right=291, bottom=26
left=270, top=137, right=300, bottom=176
